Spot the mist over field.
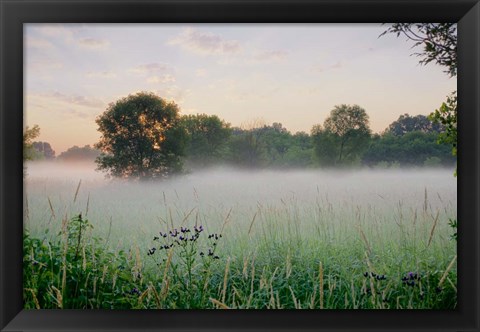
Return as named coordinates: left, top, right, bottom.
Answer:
left=24, top=161, right=456, bottom=243
left=23, top=161, right=457, bottom=309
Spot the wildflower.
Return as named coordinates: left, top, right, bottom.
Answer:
left=407, top=272, right=420, bottom=280
left=200, top=252, right=204, bottom=256
left=130, top=287, right=141, bottom=295
left=214, top=255, right=220, bottom=260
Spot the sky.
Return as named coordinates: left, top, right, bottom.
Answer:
left=24, top=24, right=457, bottom=154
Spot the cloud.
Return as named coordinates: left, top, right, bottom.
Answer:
left=28, top=60, right=64, bottom=72
left=26, top=92, right=101, bottom=122
left=168, top=28, right=241, bottom=55
left=130, top=62, right=170, bottom=75
left=147, top=74, right=176, bottom=84
left=25, top=36, right=55, bottom=50
left=35, top=24, right=75, bottom=40
left=48, top=91, right=106, bottom=108
left=195, top=68, right=208, bottom=77
left=252, top=50, right=288, bottom=62
left=86, top=71, right=117, bottom=79
left=31, top=25, right=110, bottom=52
left=313, top=61, right=343, bottom=72
left=156, top=86, right=190, bottom=104
left=65, top=109, right=91, bottom=119
left=78, top=38, right=110, bottom=50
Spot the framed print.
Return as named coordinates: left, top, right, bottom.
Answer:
left=1, top=0, right=479, bottom=331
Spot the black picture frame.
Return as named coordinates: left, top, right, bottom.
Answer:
left=1, top=0, right=479, bottom=331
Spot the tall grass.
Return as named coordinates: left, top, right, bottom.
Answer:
left=23, top=168, right=457, bottom=309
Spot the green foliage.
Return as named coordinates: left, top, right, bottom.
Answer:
left=311, top=125, right=338, bottom=166
left=226, top=124, right=314, bottom=169
left=95, top=92, right=186, bottom=180
left=227, top=126, right=268, bottom=168
left=23, top=215, right=139, bottom=309
left=24, top=173, right=457, bottom=309
left=362, top=131, right=454, bottom=167
left=282, top=132, right=314, bottom=168
left=23, top=125, right=40, bottom=161
left=429, top=92, right=457, bottom=174
left=312, top=105, right=371, bottom=166
left=386, top=114, right=444, bottom=137
left=181, top=114, right=232, bottom=167
left=448, top=219, right=457, bottom=241
left=380, top=23, right=457, bottom=77
left=146, top=226, right=224, bottom=308
left=31, top=141, right=56, bottom=160
left=58, top=145, right=101, bottom=162
left=381, top=24, right=457, bottom=176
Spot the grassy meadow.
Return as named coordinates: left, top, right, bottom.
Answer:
left=23, top=162, right=457, bottom=309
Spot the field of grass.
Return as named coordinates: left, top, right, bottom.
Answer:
left=23, top=163, right=457, bottom=309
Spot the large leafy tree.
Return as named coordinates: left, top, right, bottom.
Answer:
left=312, top=105, right=371, bottom=166
left=181, top=114, right=232, bottom=167
left=95, top=92, right=186, bottom=180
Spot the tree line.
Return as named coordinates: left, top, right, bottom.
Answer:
left=24, top=92, right=455, bottom=180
